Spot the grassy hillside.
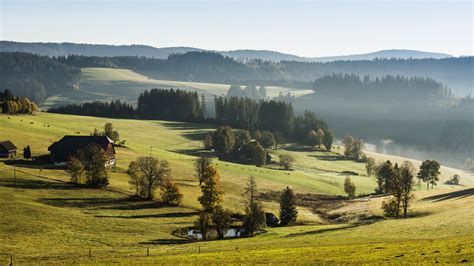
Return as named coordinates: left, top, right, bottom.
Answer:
left=41, top=68, right=313, bottom=109
left=0, top=112, right=472, bottom=264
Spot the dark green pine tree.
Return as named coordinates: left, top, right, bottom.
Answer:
left=279, top=186, right=298, bottom=226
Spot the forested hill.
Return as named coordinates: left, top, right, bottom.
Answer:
left=0, top=52, right=81, bottom=103
left=0, top=41, right=202, bottom=58
left=58, top=52, right=473, bottom=96
left=1, top=41, right=452, bottom=62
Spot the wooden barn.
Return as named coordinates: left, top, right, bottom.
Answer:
left=0, top=140, right=17, bottom=158
left=48, top=136, right=116, bottom=166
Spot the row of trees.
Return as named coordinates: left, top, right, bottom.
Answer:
left=313, top=73, right=452, bottom=102
left=1, top=89, right=39, bottom=114
left=50, top=89, right=205, bottom=123
left=215, top=97, right=330, bottom=142
left=49, top=100, right=135, bottom=119
left=308, top=128, right=334, bottom=151
left=137, top=89, right=205, bottom=121
left=204, top=126, right=273, bottom=166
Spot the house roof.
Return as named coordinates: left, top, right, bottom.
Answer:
left=0, top=140, right=17, bottom=151
left=48, top=135, right=115, bottom=162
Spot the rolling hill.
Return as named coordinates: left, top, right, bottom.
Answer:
left=41, top=67, right=314, bottom=109
left=0, top=112, right=472, bottom=264
left=0, top=41, right=452, bottom=62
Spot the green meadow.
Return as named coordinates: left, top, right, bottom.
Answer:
left=41, top=68, right=314, bottom=109
left=0, top=112, right=473, bottom=264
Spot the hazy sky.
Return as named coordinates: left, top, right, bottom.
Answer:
left=1, top=0, right=472, bottom=57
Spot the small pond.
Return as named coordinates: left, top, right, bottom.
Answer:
left=187, top=228, right=242, bottom=240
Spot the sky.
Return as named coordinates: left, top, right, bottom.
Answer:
left=0, top=0, right=472, bottom=57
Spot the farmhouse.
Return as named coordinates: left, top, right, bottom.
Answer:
left=0, top=140, right=17, bottom=158
left=48, top=135, right=116, bottom=166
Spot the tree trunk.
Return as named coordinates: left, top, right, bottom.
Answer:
left=147, top=181, right=152, bottom=199
left=396, top=197, right=401, bottom=219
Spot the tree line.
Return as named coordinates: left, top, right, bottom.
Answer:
left=137, top=89, right=204, bottom=121
left=313, top=73, right=452, bottom=102
left=49, top=89, right=205, bottom=122
left=49, top=100, right=135, bottom=119
left=215, top=96, right=329, bottom=140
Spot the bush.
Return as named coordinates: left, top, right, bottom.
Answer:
left=344, top=176, right=356, bottom=198
left=279, top=154, right=295, bottom=170
left=382, top=197, right=400, bottom=217
left=446, top=174, right=460, bottom=185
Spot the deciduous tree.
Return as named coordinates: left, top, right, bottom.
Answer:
left=79, top=144, right=109, bottom=188
left=322, top=130, right=334, bottom=151
left=67, top=156, right=84, bottom=184
left=211, top=205, right=232, bottom=239
left=365, top=157, right=376, bottom=177
left=417, top=160, right=441, bottom=190
left=194, top=156, right=212, bottom=186
left=279, top=154, right=295, bottom=170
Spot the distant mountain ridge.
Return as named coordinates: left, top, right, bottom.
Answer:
left=310, top=49, right=452, bottom=62
left=0, top=41, right=452, bottom=62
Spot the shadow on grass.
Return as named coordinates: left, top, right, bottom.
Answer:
left=140, top=238, right=193, bottom=245
left=181, top=131, right=211, bottom=141
left=170, top=148, right=208, bottom=157
left=285, top=224, right=360, bottom=238
left=95, top=211, right=198, bottom=219
left=37, top=196, right=174, bottom=212
left=404, top=211, right=432, bottom=218
left=308, top=154, right=352, bottom=162
left=38, top=197, right=132, bottom=208
left=422, top=188, right=474, bottom=202
left=160, top=121, right=213, bottom=131
left=283, top=145, right=314, bottom=152
left=0, top=178, right=80, bottom=190
left=4, top=158, right=60, bottom=170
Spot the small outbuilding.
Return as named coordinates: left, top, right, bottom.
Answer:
left=266, top=153, right=274, bottom=164
left=0, top=140, right=17, bottom=158
left=265, top=212, right=280, bottom=227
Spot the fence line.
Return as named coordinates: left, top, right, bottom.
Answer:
left=2, top=244, right=250, bottom=264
